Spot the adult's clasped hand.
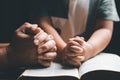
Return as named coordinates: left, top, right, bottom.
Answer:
left=7, top=22, right=57, bottom=67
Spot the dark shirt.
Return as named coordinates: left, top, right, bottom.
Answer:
left=1, top=0, right=30, bottom=42
left=0, top=0, right=69, bottom=43
left=0, top=0, right=34, bottom=79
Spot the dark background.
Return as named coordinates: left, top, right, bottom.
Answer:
left=0, top=0, right=120, bottom=55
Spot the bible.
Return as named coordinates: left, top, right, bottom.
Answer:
left=17, top=53, right=120, bottom=80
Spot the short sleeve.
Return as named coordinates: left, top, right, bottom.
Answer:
left=96, top=0, right=119, bottom=21
left=29, top=0, right=69, bottom=22
left=29, top=0, right=49, bottom=22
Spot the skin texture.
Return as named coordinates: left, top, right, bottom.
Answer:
left=37, top=16, right=113, bottom=67
left=0, top=22, right=57, bottom=69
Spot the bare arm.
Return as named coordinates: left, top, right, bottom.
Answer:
left=37, top=16, right=67, bottom=52
left=61, top=19, right=113, bottom=67
left=70, top=19, right=114, bottom=61
left=0, top=43, right=9, bottom=68
left=38, top=17, right=113, bottom=56
left=37, top=17, right=113, bottom=67
left=87, top=19, right=113, bottom=58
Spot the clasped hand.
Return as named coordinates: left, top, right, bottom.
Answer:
left=61, top=36, right=93, bottom=67
left=8, top=23, right=57, bottom=67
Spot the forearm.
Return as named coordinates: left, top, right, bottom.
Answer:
left=87, top=20, right=113, bottom=57
left=38, top=16, right=67, bottom=51
left=0, top=43, right=10, bottom=68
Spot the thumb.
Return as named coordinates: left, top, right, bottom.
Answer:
left=25, top=24, right=42, bottom=36
left=16, top=23, right=42, bottom=38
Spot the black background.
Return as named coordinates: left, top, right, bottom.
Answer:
left=0, top=0, right=120, bottom=55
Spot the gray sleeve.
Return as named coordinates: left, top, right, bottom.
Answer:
left=96, top=0, right=119, bottom=21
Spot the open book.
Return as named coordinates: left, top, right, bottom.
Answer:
left=17, top=53, right=120, bottom=80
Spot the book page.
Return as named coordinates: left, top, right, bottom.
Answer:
left=20, top=62, right=80, bottom=79
left=78, top=53, right=120, bottom=77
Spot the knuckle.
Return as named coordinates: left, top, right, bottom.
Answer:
left=34, top=32, right=47, bottom=42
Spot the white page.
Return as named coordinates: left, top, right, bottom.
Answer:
left=21, top=62, right=80, bottom=79
left=79, top=53, right=120, bottom=77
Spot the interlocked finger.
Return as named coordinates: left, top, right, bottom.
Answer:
left=34, top=31, right=48, bottom=45
left=38, top=40, right=56, bottom=54
left=69, top=45, right=83, bottom=53
left=38, top=52, right=57, bottom=61
left=66, top=56, right=82, bottom=67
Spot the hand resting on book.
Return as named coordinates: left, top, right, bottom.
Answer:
left=7, top=23, right=57, bottom=67
left=60, top=36, right=94, bottom=67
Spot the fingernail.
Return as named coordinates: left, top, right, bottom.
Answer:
left=34, top=39, right=39, bottom=45
left=34, top=27, right=43, bottom=34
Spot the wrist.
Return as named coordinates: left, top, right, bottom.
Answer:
left=6, top=45, right=17, bottom=67
left=56, top=43, right=67, bottom=61
left=86, top=43, right=95, bottom=60
left=0, top=44, right=14, bottom=69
